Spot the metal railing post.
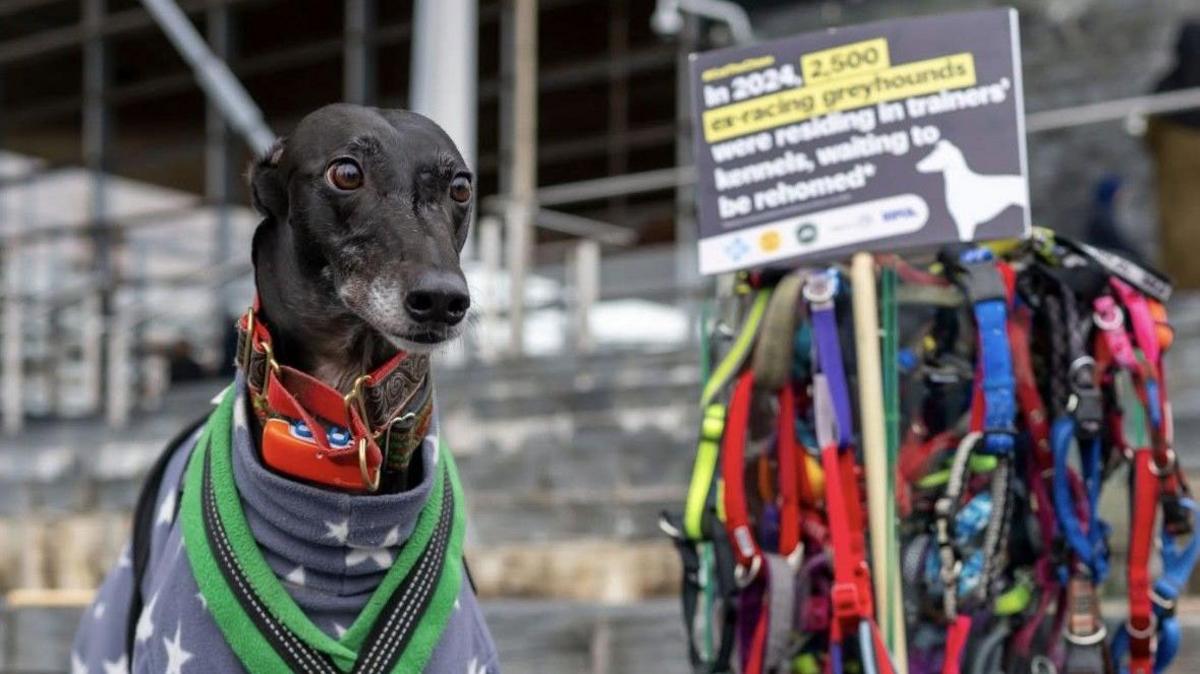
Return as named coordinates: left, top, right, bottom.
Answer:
left=570, top=238, right=600, bottom=354
left=502, top=0, right=537, bottom=357
left=2, top=237, right=22, bottom=436
left=105, top=301, right=130, bottom=428
left=80, top=291, right=103, bottom=412
left=83, top=0, right=110, bottom=416
left=478, top=214, right=503, bottom=363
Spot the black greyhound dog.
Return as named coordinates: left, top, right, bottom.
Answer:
left=73, top=104, right=499, bottom=674
left=251, top=104, right=473, bottom=388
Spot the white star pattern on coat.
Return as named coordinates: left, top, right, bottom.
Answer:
left=92, top=601, right=106, bottom=620
left=70, top=651, right=88, bottom=674
left=324, top=519, right=350, bottom=544
left=135, top=592, right=157, bottom=643
left=195, top=592, right=207, bottom=611
left=102, top=654, right=128, bottom=674
left=454, top=598, right=461, bottom=611
left=162, top=623, right=193, bottom=674
left=345, top=526, right=400, bottom=568
left=333, top=622, right=348, bottom=638
left=117, top=546, right=131, bottom=569
left=467, top=655, right=486, bottom=674
left=157, top=490, right=177, bottom=526
left=285, top=565, right=306, bottom=586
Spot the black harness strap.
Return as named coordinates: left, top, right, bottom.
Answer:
left=199, top=449, right=340, bottom=673
left=123, top=412, right=210, bottom=659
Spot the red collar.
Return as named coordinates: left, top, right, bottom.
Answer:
left=234, top=300, right=433, bottom=492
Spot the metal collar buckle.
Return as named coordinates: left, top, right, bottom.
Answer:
left=239, top=308, right=279, bottom=395
left=382, top=411, right=418, bottom=454
left=239, top=307, right=257, bottom=369
left=357, top=437, right=381, bottom=493
left=344, top=373, right=375, bottom=429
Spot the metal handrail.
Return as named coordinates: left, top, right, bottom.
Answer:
left=480, top=196, right=639, bottom=247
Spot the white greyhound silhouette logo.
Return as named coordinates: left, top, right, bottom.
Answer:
left=915, top=139, right=1027, bottom=242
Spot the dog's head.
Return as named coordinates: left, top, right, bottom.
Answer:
left=915, top=140, right=961, bottom=174
left=250, top=104, right=472, bottom=353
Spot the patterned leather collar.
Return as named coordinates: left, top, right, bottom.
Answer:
left=234, top=303, right=434, bottom=492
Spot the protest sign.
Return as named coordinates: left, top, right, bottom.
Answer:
left=690, top=8, right=1029, bottom=275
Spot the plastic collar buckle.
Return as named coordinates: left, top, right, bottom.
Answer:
left=734, top=555, right=762, bottom=589
left=1150, top=585, right=1178, bottom=613
left=803, top=270, right=838, bottom=308
left=1161, top=493, right=1195, bottom=536
left=1093, top=301, right=1124, bottom=332
left=1125, top=614, right=1158, bottom=641
left=948, top=249, right=1006, bottom=303
left=1064, top=623, right=1108, bottom=647
left=1068, top=381, right=1104, bottom=434
left=830, top=576, right=871, bottom=622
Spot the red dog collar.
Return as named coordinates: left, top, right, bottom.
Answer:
left=234, top=301, right=433, bottom=492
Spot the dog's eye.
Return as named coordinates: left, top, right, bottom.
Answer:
left=449, top=175, right=472, bottom=203
left=326, top=159, right=363, bottom=191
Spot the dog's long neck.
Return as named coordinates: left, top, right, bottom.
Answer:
left=249, top=220, right=429, bottom=492
left=252, top=220, right=403, bottom=392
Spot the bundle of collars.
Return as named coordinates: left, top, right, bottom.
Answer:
left=662, top=228, right=1198, bottom=674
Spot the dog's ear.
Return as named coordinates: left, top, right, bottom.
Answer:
left=249, top=137, right=288, bottom=222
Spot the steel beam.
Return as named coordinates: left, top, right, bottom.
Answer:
left=0, top=0, right=234, bottom=67
left=0, top=0, right=63, bottom=18
left=501, top=0, right=536, bottom=357
left=140, top=0, right=274, bottom=155
left=1, top=169, right=25, bottom=435
left=343, top=0, right=376, bottom=105
left=536, top=166, right=694, bottom=207
left=474, top=122, right=675, bottom=174
left=478, top=46, right=674, bottom=101
left=83, top=0, right=110, bottom=417
left=4, top=32, right=671, bottom=129
left=1025, top=85, right=1200, bottom=132
left=0, top=0, right=597, bottom=70
left=673, top=14, right=699, bottom=298
left=607, top=0, right=630, bottom=226
left=411, top=0, right=477, bottom=165
left=206, top=2, right=235, bottom=345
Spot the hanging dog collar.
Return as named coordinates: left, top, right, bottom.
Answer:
left=935, top=248, right=1018, bottom=674
left=179, top=387, right=466, bottom=673
left=1022, top=264, right=1113, bottom=673
left=235, top=300, right=434, bottom=492
left=806, top=269, right=895, bottom=674
left=1110, top=497, right=1200, bottom=674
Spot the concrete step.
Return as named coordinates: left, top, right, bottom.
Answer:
left=5, top=596, right=1200, bottom=674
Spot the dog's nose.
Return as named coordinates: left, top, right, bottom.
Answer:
left=404, top=272, right=470, bottom=325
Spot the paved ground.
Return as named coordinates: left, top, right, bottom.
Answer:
left=3, top=598, right=1200, bottom=673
